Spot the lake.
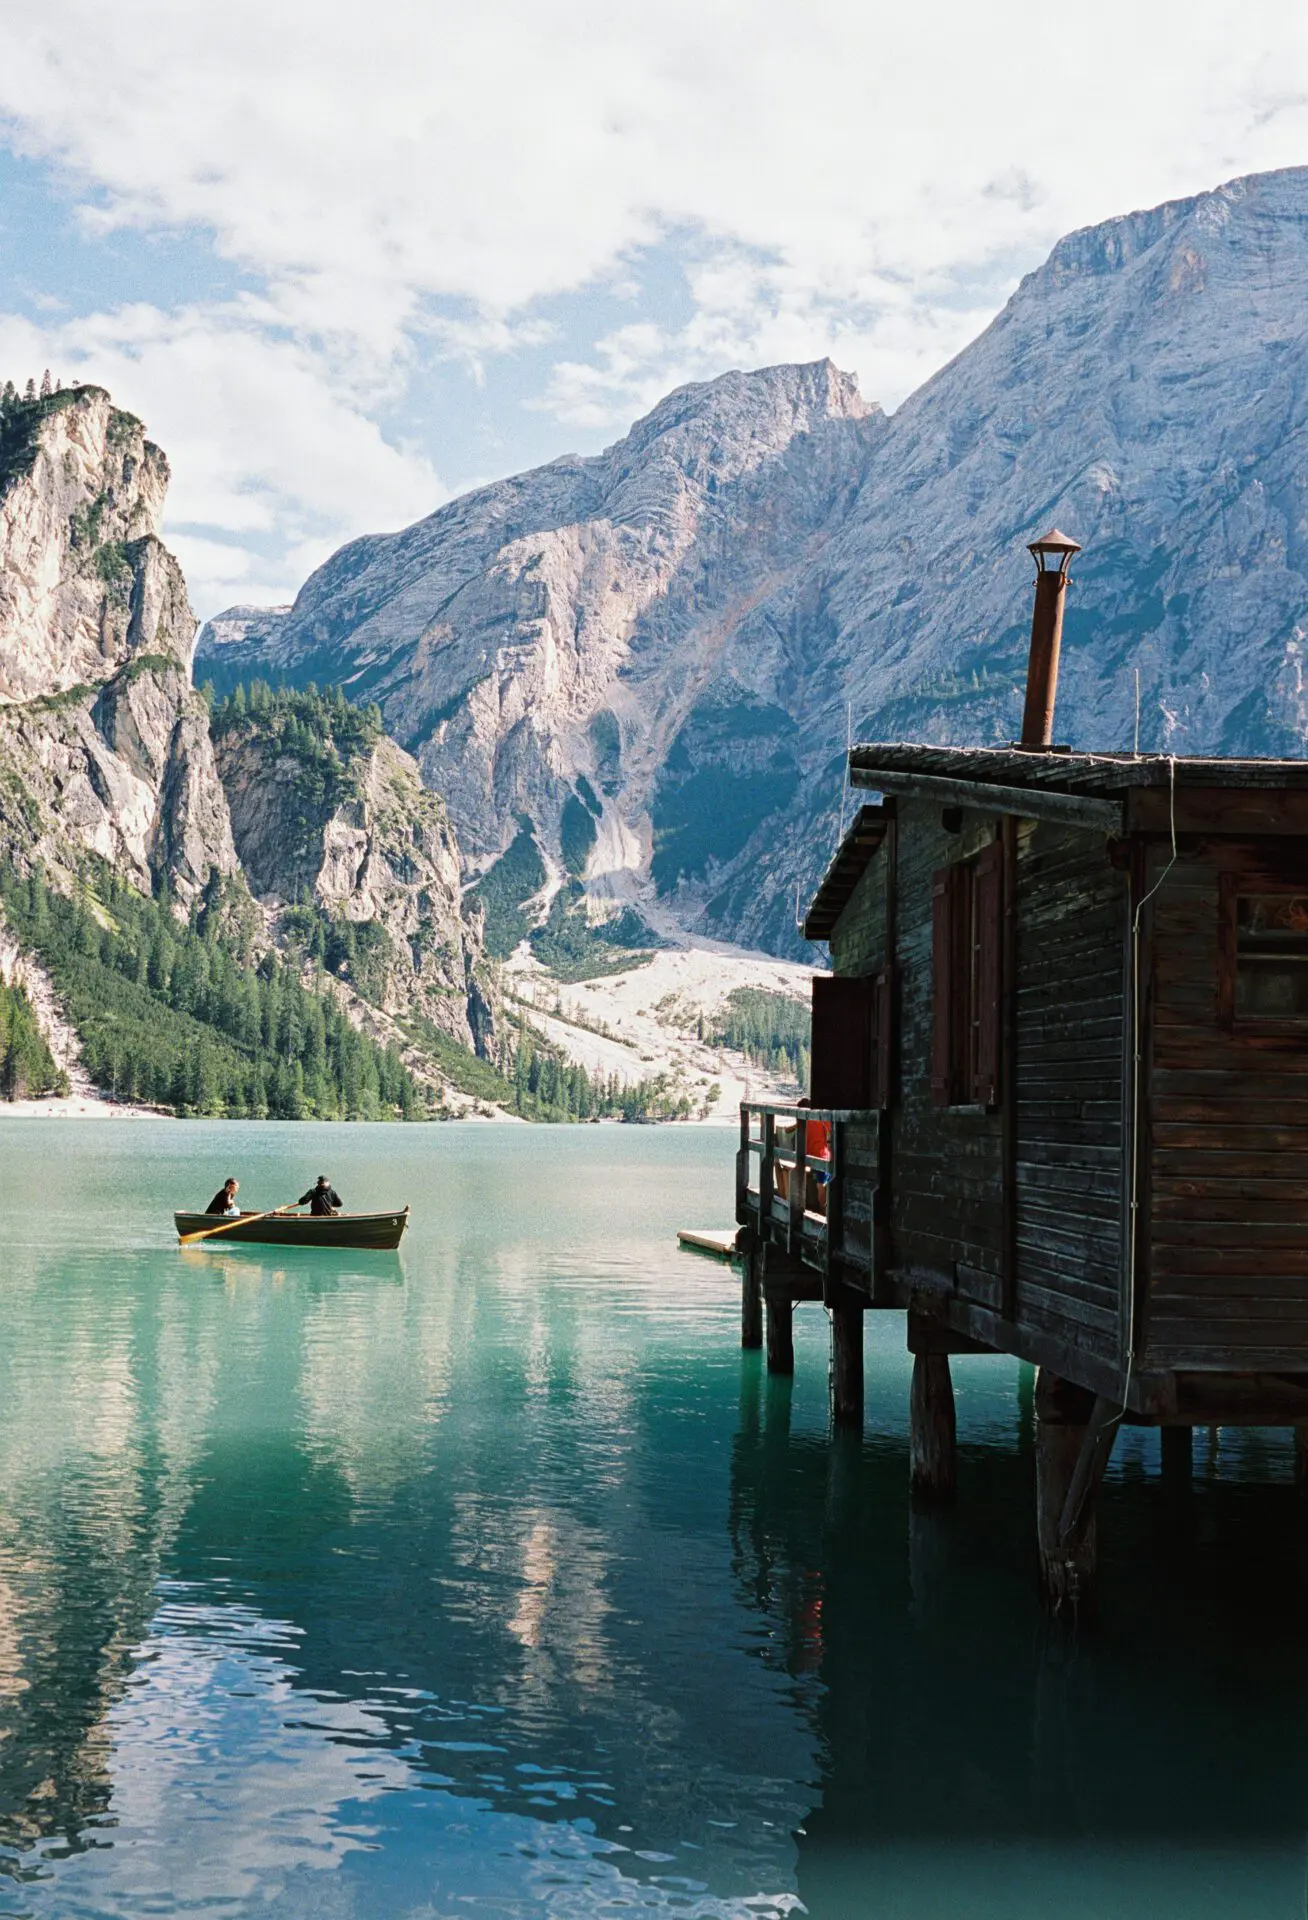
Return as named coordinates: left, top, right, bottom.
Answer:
left=0, top=1119, right=1305, bottom=1918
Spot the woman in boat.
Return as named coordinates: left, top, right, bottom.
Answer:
left=206, top=1177, right=241, bottom=1217
left=298, top=1175, right=343, bottom=1217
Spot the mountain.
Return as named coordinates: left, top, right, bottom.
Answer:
left=199, top=165, right=1308, bottom=954
left=195, top=361, right=882, bottom=924
left=0, top=385, right=503, bottom=1114
left=0, top=385, right=236, bottom=902
left=209, top=684, right=495, bottom=1056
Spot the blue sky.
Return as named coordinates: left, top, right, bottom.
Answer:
left=2, top=0, right=1306, bottom=618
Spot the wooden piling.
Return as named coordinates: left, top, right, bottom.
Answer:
left=1295, top=1426, right=1308, bottom=1491
left=830, top=1298, right=863, bottom=1426
left=766, top=1293, right=795, bottom=1375
left=909, top=1352, right=956, bottom=1501
left=1161, top=1424, right=1193, bottom=1482
left=1035, top=1370, right=1116, bottom=1615
left=741, top=1240, right=763, bottom=1350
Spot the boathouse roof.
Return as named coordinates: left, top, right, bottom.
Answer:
left=803, top=803, right=888, bottom=941
left=848, top=742, right=1308, bottom=796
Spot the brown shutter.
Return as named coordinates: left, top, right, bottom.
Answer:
left=810, top=976, right=875, bottom=1107
left=873, top=967, right=894, bottom=1109
left=931, top=868, right=954, bottom=1106
left=973, top=840, right=1004, bottom=1107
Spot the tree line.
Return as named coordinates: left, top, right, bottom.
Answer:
left=710, top=986, right=810, bottom=1083
left=0, top=979, right=66, bottom=1101
left=0, top=865, right=427, bottom=1120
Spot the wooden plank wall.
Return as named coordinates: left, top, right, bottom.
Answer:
left=1147, top=838, right=1308, bottom=1370
left=1012, top=822, right=1126, bottom=1364
left=888, top=801, right=1005, bottom=1301
left=829, top=847, right=887, bottom=980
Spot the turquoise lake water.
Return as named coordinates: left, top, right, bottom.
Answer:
left=0, top=1119, right=1306, bottom=1918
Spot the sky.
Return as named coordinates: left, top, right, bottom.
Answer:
left=1, top=0, right=1307, bottom=619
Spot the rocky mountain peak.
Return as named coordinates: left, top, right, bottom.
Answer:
left=0, top=381, right=235, bottom=901
left=0, top=385, right=189, bottom=704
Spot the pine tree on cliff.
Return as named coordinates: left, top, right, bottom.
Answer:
left=23, top=378, right=35, bottom=402
left=39, top=370, right=51, bottom=398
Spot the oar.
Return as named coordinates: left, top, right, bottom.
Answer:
left=179, top=1201, right=301, bottom=1247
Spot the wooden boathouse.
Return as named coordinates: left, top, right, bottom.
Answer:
left=736, top=529, right=1308, bottom=1605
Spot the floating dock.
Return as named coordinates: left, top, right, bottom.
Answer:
left=676, top=1228, right=740, bottom=1260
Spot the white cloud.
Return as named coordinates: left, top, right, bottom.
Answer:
left=1, top=0, right=1307, bottom=609
left=0, top=303, right=443, bottom=611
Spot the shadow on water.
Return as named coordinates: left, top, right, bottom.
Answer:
left=731, top=1355, right=1308, bottom=1917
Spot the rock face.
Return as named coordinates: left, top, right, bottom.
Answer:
left=212, top=698, right=495, bottom=1054
left=0, top=387, right=237, bottom=901
left=199, top=166, right=1308, bottom=953
left=196, top=360, right=882, bottom=896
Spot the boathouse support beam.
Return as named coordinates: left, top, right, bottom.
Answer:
left=829, top=1296, right=864, bottom=1426
left=909, top=1352, right=957, bottom=1501
left=766, top=1294, right=795, bottom=1375
left=1161, top=1424, right=1193, bottom=1481
left=1035, top=1371, right=1119, bottom=1615
left=741, top=1238, right=763, bottom=1350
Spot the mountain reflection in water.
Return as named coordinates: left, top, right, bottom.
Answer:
left=0, top=1120, right=1305, bottom=1918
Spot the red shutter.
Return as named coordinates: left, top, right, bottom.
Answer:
left=931, top=868, right=954, bottom=1106
left=873, top=967, right=894, bottom=1109
left=972, top=840, right=1004, bottom=1107
left=810, top=976, right=875, bottom=1108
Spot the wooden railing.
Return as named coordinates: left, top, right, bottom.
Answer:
left=736, top=1102, right=878, bottom=1283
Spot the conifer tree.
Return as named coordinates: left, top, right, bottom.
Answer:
left=24, top=378, right=36, bottom=401
left=39, top=370, right=51, bottom=398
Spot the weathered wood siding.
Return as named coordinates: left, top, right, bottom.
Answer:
left=887, top=800, right=1005, bottom=1302
left=1146, top=837, right=1308, bottom=1371
left=828, top=846, right=887, bottom=978
left=1013, top=821, right=1126, bottom=1362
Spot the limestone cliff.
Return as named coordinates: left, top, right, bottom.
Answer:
left=197, top=360, right=881, bottom=903
left=0, top=386, right=236, bottom=901
left=210, top=690, right=495, bottom=1055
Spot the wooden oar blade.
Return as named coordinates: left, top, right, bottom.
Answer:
left=178, top=1202, right=298, bottom=1246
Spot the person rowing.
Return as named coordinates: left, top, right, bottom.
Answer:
left=205, top=1177, right=241, bottom=1217
left=299, top=1175, right=343, bottom=1217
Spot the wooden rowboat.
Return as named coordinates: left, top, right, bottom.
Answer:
left=174, top=1208, right=409, bottom=1250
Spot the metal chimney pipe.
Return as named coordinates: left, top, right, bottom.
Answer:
left=1019, top=528, right=1082, bottom=749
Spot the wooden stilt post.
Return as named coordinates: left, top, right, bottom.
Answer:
left=766, top=1292, right=794, bottom=1375
left=1294, top=1426, right=1308, bottom=1492
left=909, top=1352, right=956, bottom=1501
left=830, top=1297, right=863, bottom=1427
left=1035, top=1370, right=1116, bottom=1615
left=1160, top=1424, right=1192, bottom=1482
left=741, top=1239, right=763, bottom=1350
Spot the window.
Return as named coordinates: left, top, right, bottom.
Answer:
left=1220, top=878, right=1308, bottom=1032
left=932, top=842, right=1004, bottom=1107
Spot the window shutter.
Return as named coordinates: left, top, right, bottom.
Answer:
left=973, top=840, right=1004, bottom=1107
left=931, top=869, right=954, bottom=1105
left=873, top=967, right=894, bottom=1109
left=811, top=976, right=875, bottom=1107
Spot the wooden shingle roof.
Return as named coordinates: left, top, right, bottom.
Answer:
left=848, top=742, right=1308, bottom=795
left=802, top=803, right=889, bottom=942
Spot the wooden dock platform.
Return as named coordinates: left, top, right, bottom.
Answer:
left=677, top=1228, right=740, bottom=1260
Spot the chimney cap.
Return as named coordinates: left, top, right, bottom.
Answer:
left=1027, top=526, right=1082, bottom=557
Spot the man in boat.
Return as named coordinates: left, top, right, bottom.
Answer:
left=298, top=1175, right=343, bottom=1217
left=205, top=1177, right=241, bottom=1217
